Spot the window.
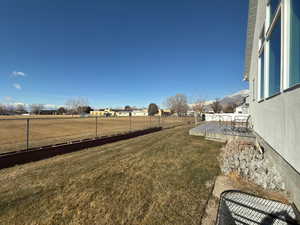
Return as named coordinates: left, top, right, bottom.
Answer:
left=268, top=17, right=281, bottom=96
left=258, top=0, right=300, bottom=99
left=289, top=0, right=300, bottom=87
left=252, top=78, right=256, bottom=101
left=259, top=0, right=282, bottom=100
left=269, top=0, right=281, bottom=19
left=258, top=27, right=266, bottom=101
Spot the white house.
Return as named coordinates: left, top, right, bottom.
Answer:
left=245, top=0, right=300, bottom=208
left=116, top=111, right=131, bottom=117
left=235, top=96, right=249, bottom=114
left=132, top=110, right=148, bottom=116
left=235, top=105, right=249, bottom=114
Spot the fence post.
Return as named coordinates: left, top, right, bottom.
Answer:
left=149, top=116, right=151, bottom=128
left=26, top=118, right=30, bottom=151
left=129, top=115, right=132, bottom=132
left=159, top=116, right=161, bottom=127
left=95, top=116, right=98, bottom=137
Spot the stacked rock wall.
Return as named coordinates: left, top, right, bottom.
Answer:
left=219, top=140, right=285, bottom=191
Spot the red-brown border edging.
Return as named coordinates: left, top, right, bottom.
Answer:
left=0, top=127, right=162, bottom=170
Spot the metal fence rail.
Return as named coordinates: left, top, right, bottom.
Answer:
left=0, top=116, right=190, bottom=154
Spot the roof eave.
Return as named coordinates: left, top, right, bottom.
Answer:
left=244, top=0, right=258, bottom=81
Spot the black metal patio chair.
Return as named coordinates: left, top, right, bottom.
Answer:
left=216, top=190, right=299, bottom=225
left=230, top=115, right=251, bottom=134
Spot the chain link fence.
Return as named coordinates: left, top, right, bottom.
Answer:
left=0, top=116, right=191, bottom=154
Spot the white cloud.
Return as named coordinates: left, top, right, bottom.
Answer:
left=13, top=83, right=22, bottom=90
left=11, top=71, right=26, bottom=77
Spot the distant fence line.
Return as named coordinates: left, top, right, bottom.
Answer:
left=0, top=116, right=192, bottom=154
left=204, top=113, right=249, bottom=122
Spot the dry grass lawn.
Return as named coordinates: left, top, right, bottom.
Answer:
left=0, top=125, right=222, bottom=225
left=0, top=116, right=187, bottom=153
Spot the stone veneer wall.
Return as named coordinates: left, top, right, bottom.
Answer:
left=219, top=139, right=285, bottom=191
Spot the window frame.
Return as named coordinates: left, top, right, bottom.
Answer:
left=266, top=9, right=282, bottom=98
left=258, top=25, right=266, bottom=101
left=266, top=1, right=282, bottom=37
left=252, top=77, right=256, bottom=102
left=257, top=0, right=300, bottom=100
left=268, top=0, right=282, bottom=21
left=257, top=0, right=283, bottom=101
left=283, top=0, right=290, bottom=90
left=284, top=0, right=300, bottom=90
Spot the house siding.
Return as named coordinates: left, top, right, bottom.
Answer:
left=248, top=0, right=300, bottom=208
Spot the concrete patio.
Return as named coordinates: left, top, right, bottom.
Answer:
left=189, top=122, right=255, bottom=142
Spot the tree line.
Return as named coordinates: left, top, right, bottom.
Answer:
left=162, top=94, right=238, bottom=115
left=0, top=95, right=238, bottom=116
left=0, top=97, right=93, bottom=115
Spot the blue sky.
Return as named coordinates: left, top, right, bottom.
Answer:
left=0, top=0, right=249, bottom=108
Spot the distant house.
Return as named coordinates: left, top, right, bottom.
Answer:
left=186, top=110, right=195, bottom=117
left=245, top=0, right=300, bottom=207
left=90, top=108, right=116, bottom=117
left=235, top=96, right=249, bottom=114
left=156, top=109, right=172, bottom=117
left=235, top=104, right=249, bottom=114
left=90, top=108, right=134, bottom=117
left=132, top=109, right=148, bottom=117
left=39, top=110, right=57, bottom=115
left=203, top=106, right=214, bottom=114
left=90, top=108, right=174, bottom=117
left=115, top=110, right=131, bottom=117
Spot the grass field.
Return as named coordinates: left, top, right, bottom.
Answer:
left=0, top=116, right=189, bottom=153
left=0, top=125, right=223, bottom=225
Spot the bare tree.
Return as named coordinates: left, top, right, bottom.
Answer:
left=223, top=102, right=237, bottom=113
left=57, top=107, right=67, bottom=115
left=77, top=106, right=93, bottom=114
left=65, top=97, right=89, bottom=114
left=191, top=98, right=206, bottom=124
left=211, top=99, right=223, bottom=113
left=5, top=105, right=16, bottom=115
left=15, top=104, right=27, bottom=114
left=0, top=104, right=7, bottom=115
left=0, top=104, right=16, bottom=115
left=192, top=98, right=206, bottom=113
left=165, top=94, right=189, bottom=117
left=30, top=104, right=44, bottom=115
